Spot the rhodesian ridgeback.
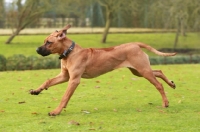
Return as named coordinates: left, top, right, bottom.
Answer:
left=30, top=25, right=176, bottom=116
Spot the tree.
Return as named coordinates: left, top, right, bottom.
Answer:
left=97, top=0, right=138, bottom=43
left=166, top=0, right=189, bottom=49
left=0, top=0, right=5, bottom=28
left=97, top=0, right=114, bottom=43
left=48, top=0, right=92, bottom=27
left=149, top=0, right=200, bottom=49
left=187, top=0, right=200, bottom=31
left=5, top=0, right=51, bottom=44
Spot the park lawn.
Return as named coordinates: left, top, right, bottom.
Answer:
left=0, top=33, right=200, bottom=57
left=0, top=64, right=200, bottom=132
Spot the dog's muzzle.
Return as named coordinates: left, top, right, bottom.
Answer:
left=36, top=47, right=51, bottom=56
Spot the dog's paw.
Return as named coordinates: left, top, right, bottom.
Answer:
left=162, top=101, right=169, bottom=108
left=48, top=111, right=60, bottom=116
left=48, top=112, right=57, bottom=116
left=29, top=89, right=40, bottom=95
left=48, top=108, right=62, bottom=116
left=170, top=80, right=176, bottom=89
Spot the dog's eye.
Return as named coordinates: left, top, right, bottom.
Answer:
left=46, top=41, right=52, bottom=45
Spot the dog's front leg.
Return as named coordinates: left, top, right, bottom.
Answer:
left=30, top=72, right=69, bottom=95
left=48, top=77, right=80, bottom=116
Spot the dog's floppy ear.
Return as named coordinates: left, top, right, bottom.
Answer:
left=57, top=24, right=71, bottom=40
left=62, top=24, right=71, bottom=33
left=61, top=24, right=71, bottom=35
left=57, top=32, right=66, bottom=40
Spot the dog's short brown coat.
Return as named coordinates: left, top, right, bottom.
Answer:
left=30, top=25, right=176, bottom=116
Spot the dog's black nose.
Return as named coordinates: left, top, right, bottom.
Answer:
left=36, top=47, right=40, bottom=53
left=36, top=47, right=51, bottom=56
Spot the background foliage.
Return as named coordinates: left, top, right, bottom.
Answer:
left=1, top=0, right=200, bottom=44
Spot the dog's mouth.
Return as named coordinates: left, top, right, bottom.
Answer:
left=36, top=47, right=51, bottom=56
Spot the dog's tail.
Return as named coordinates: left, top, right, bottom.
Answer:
left=137, top=42, right=176, bottom=56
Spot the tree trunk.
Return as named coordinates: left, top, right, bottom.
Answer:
left=101, top=11, right=111, bottom=43
left=180, top=20, right=186, bottom=36
left=5, top=29, right=21, bottom=44
left=174, top=18, right=181, bottom=50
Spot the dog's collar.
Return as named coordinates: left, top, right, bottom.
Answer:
left=59, top=41, right=75, bottom=59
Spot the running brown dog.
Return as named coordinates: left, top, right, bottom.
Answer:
left=30, top=25, right=176, bottom=116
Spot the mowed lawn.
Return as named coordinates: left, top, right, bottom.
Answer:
left=0, top=33, right=200, bottom=131
left=0, top=64, right=200, bottom=132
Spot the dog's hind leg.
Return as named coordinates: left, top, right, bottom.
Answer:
left=130, top=66, right=169, bottom=107
left=128, top=68, right=142, bottom=77
left=30, top=71, right=69, bottom=95
left=141, top=70, right=169, bottom=107
left=153, top=70, right=176, bottom=89
left=129, top=68, right=175, bottom=89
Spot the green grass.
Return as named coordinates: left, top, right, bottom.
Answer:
left=1, top=64, right=200, bottom=131
left=0, top=33, right=200, bottom=57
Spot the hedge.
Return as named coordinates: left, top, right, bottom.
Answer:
left=149, top=55, right=200, bottom=65
left=0, top=54, right=200, bottom=71
left=0, top=54, right=6, bottom=71
left=0, top=54, right=60, bottom=71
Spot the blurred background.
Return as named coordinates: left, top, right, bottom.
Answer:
left=1, top=0, right=200, bottom=29
left=1, top=0, right=200, bottom=41
left=0, top=0, right=200, bottom=70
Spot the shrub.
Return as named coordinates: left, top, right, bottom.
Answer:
left=27, top=56, right=60, bottom=70
left=6, top=54, right=27, bottom=70
left=191, top=55, right=200, bottom=63
left=0, top=54, right=200, bottom=71
left=150, top=57, right=161, bottom=65
left=173, top=56, right=190, bottom=64
left=26, top=56, right=39, bottom=70
left=150, top=55, right=200, bottom=65
left=42, top=56, right=59, bottom=69
left=0, top=54, right=6, bottom=71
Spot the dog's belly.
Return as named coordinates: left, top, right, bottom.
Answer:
left=81, top=68, right=114, bottom=79
left=81, top=61, right=133, bottom=79
left=114, top=61, right=133, bottom=69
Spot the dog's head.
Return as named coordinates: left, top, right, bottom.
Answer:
left=36, top=24, right=71, bottom=56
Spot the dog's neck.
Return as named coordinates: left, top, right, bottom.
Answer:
left=59, top=41, right=75, bottom=59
